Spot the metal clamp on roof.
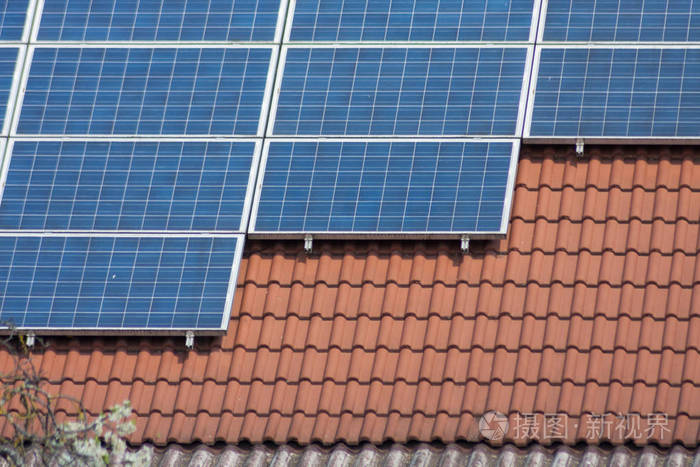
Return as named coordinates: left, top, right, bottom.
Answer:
left=576, top=138, right=585, bottom=157
left=304, top=235, right=313, bottom=254
left=25, top=332, right=36, bottom=348
left=460, top=235, right=470, bottom=254
left=185, top=331, right=195, bottom=349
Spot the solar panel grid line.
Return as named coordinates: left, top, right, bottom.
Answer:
left=524, top=43, right=700, bottom=141
left=0, top=138, right=263, bottom=234
left=283, top=0, right=541, bottom=43
left=266, top=43, right=532, bottom=138
left=31, top=0, right=289, bottom=44
left=0, top=231, right=244, bottom=334
left=9, top=44, right=278, bottom=137
left=249, top=138, right=519, bottom=239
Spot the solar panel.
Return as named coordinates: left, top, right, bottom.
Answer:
left=251, top=139, right=518, bottom=236
left=0, top=234, right=243, bottom=331
left=528, top=47, right=700, bottom=138
left=0, top=0, right=28, bottom=41
left=37, top=0, right=283, bottom=42
left=16, top=47, right=274, bottom=136
left=543, top=0, right=700, bottom=42
left=0, top=140, right=259, bottom=232
left=288, top=0, right=535, bottom=42
left=270, top=46, right=530, bottom=136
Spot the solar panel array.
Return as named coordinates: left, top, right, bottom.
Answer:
left=0, top=1, right=272, bottom=333
left=256, top=0, right=534, bottom=238
left=0, top=0, right=697, bottom=333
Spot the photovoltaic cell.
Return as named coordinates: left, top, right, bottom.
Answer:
left=38, top=0, right=281, bottom=41
left=17, top=47, right=272, bottom=136
left=529, top=48, right=700, bottom=137
left=290, top=0, right=534, bottom=41
left=253, top=140, right=515, bottom=234
left=0, top=235, right=240, bottom=329
left=272, top=47, right=528, bottom=136
left=543, top=0, right=700, bottom=42
left=0, top=141, right=257, bottom=232
left=0, top=0, right=27, bottom=40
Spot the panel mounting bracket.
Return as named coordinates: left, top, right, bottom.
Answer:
left=460, top=235, right=470, bottom=254
left=25, top=332, right=36, bottom=348
left=304, top=234, right=313, bottom=254
left=185, top=331, right=195, bottom=349
left=575, top=138, right=584, bottom=157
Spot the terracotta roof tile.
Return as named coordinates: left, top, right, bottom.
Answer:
left=2, top=146, right=699, bottom=448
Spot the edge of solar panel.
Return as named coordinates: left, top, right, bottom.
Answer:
left=267, top=44, right=535, bottom=138
left=0, top=138, right=263, bottom=234
left=30, top=0, right=290, bottom=44
left=283, top=0, right=543, bottom=43
left=0, top=232, right=245, bottom=335
left=522, top=43, right=700, bottom=142
left=9, top=44, right=279, bottom=138
left=0, top=138, right=6, bottom=166
left=0, top=46, right=23, bottom=136
left=248, top=138, right=519, bottom=239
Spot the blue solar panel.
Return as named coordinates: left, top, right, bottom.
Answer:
left=529, top=48, right=700, bottom=138
left=17, top=47, right=272, bottom=136
left=272, top=47, right=528, bottom=136
left=0, top=0, right=27, bottom=40
left=0, top=234, right=242, bottom=330
left=544, top=0, right=700, bottom=42
left=0, top=140, right=257, bottom=232
left=252, top=140, right=516, bottom=234
left=38, top=0, right=281, bottom=41
left=290, top=0, right=534, bottom=41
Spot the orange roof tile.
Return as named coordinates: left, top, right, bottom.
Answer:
left=2, top=145, right=699, bottom=447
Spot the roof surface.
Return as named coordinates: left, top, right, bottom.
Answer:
left=144, top=442, right=700, bottom=467
left=2, top=144, right=699, bottom=448
left=11, top=442, right=700, bottom=467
